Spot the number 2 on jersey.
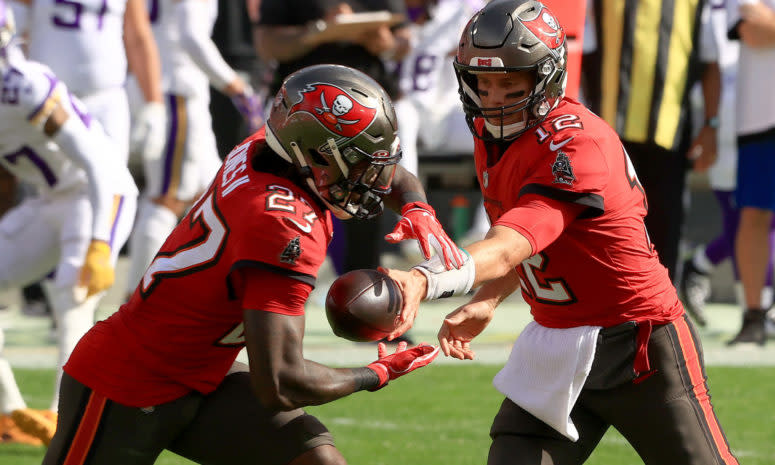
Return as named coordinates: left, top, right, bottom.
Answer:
left=518, top=253, right=576, bottom=305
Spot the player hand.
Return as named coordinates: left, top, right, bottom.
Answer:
left=686, top=125, right=717, bottom=172
left=76, top=240, right=114, bottom=301
left=437, top=300, right=495, bottom=360
left=740, top=3, right=775, bottom=48
left=231, top=87, right=264, bottom=134
left=366, top=341, right=440, bottom=390
left=386, top=201, right=464, bottom=270
left=379, top=267, right=427, bottom=340
left=129, top=101, right=167, bottom=162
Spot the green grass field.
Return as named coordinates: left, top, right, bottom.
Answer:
left=3, top=365, right=774, bottom=464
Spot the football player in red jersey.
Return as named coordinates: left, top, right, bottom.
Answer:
left=383, top=1, right=739, bottom=464
left=41, top=64, right=451, bottom=465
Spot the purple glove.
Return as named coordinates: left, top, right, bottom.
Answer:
left=231, top=89, right=264, bottom=133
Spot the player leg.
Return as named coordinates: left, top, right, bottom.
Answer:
left=731, top=137, right=775, bottom=344
left=47, top=193, right=136, bottom=413
left=681, top=189, right=739, bottom=326
left=0, top=198, right=63, bottom=443
left=43, top=372, right=203, bottom=465
left=487, top=397, right=608, bottom=465
left=46, top=194, right=136, bottom=412
left=586, top=316, right=738, bottom=464
left=0, top=329, right=25, bottom=416
left=0, top=197, right=61, bottom=291
left=127, top=94, right=192, bottom=296
left=168, top=365, right=344, bottom=465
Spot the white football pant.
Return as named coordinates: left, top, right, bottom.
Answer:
left=0, top=189, right=136, bottom=412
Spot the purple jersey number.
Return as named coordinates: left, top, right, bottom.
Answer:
left=4, top=146, right=58, bottom=187
left=148, top=0, right=160, bottom=24
left=0, top=70, right=23, bottom=105
left=411, top=54, right=437, bottom=92
left=53, top=0, right=109, bottom=30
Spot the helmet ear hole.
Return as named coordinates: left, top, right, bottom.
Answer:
left=307, top=149, right=329, bottom=166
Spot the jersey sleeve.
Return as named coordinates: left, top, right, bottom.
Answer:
left=494, top=194, right=586, bottom=255
left=12, top=62, right=64, bottom=128
left=519, top=131, right=609, bottom=218
left=227, top=185, right=329, bottom=287
left=238, top=267, right=312, bottom=316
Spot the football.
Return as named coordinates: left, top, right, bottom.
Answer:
left=325, top=269, right=403, bottom=342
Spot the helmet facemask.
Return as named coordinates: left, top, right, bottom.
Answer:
left=313, top=138, right=400, bottom=220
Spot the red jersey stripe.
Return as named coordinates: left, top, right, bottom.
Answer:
left=673, top=317, right=739, bottom=464
left=63, top=391, right=107, bottom=465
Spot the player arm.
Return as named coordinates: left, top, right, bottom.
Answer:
left=461, top=195, right=587, bottom=287
left=383, top=163, right=427, bottom=212
left=243, top=309, right=379, bottom=410
left=239, top=270, right=381, bottom=410
left=735, top=2, right=775, bottom=47
left=385, top=194, right=585, bottom=338
left=37, top=96, right=116, bottom=242
left=253, top=24, right=318, bottom=62
left=124, top=0, right=163, bottom=105
left=175, top=0, right=246, bottom=97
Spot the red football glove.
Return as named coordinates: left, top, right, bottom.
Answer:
left=366, top=341, right=440, bottom=391
left=385, top=201, right=465, bottom=270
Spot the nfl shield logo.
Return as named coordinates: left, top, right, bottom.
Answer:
left=483, top=171, right=489, bottom=188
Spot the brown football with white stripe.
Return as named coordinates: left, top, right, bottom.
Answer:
left=325, top=269, right=403, bottom=342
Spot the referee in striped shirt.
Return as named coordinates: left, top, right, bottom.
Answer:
left=583, top=0, right=719, bottom=281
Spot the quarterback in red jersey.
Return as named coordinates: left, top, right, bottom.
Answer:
left=384, top=1, right=739, bottom=464
left=42, top=65, right=450, bottom=465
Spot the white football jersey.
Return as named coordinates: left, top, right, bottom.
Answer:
left=397, top=0, right=485, bottom=146
left=18, top=0, right=128, bottom=96
left=727, top=0, right=775, bottom=136
left=151, top=0, right=219, bottom=97
left=0, top=59, right=134, bottom=197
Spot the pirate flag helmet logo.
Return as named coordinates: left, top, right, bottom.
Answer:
left=289, top=83, right=378, bottom=138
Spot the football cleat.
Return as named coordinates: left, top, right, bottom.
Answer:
left=727, top=309, right=766, bottom=347
left=765, top=309, right=775, bottom=338
left=0, top=414, right=43, bottom=446
left=679, top=258, right=710, bottom=327
left=11, top=408, right=56, bottom=446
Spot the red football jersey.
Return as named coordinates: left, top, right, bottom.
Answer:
left=476, top=99, right=683, bottom=328
left=65, top=129, right=334, bottom=407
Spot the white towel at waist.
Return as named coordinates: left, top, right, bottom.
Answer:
left=493, top=321, right=601, bottom=441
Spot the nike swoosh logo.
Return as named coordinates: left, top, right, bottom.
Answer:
left=284, top=217, right=312, bottom=233
left=549, top=137, right=574, bottom=151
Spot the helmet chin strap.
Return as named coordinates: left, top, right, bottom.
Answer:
left=266, top=126, right=331, bottom=208
left=484, top=119, right=526, bottom=139
left=264, top=125, right=293, bottom=163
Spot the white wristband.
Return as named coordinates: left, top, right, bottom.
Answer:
left=413, top=250, right=475, bottom=300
